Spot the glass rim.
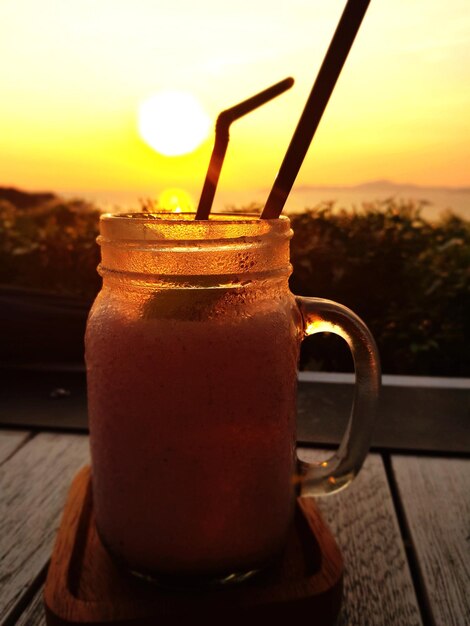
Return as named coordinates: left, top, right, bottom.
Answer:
left=100, top=212, right=290, bottom=225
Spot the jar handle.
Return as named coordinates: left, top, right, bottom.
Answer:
left=295, top=296, right=381, bottom=496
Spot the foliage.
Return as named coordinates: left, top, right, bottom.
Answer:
left=1, top=194, right=469, bottom=376
left=0, top=197, right=101, bottom=300
left=289, top=200, right=470, bottom=376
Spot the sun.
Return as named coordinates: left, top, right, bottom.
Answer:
left=158, top=188, right=194, bottom=212
left=138, top=91, right=211, bottom=157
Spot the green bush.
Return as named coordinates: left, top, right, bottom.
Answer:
left=0, top=197, right=101, bottom=300
left=1, top=193, right=469, bottom=376
left=289, top=200, right=470, bottom=376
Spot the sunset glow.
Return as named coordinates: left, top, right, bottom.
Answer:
left=158, top=188, right=194, bottom=212
left=0, top=0, right=469, bottom=204
left=138, top=91, right=211, bottom=157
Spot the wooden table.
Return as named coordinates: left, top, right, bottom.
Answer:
left=1, top=375, right=469, bottom=625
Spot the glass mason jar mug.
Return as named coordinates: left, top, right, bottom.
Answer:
left=85, top=213, right=380, bottom=585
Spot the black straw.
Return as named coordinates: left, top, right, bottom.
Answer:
left=195, top=77, right=294, bottom=220
left=261, top=0, right=371, bottom=219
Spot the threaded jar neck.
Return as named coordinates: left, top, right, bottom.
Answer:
left=98, top=213, right=292, bottom=288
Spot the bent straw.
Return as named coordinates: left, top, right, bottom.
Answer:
left=195, top=77, right=294, bottom=220
left=261, top=0, right=371, bottom=219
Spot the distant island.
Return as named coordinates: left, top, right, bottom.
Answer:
left=0, top=186, right=57, bottom=209
left=275, top=179, right=470, bottom=195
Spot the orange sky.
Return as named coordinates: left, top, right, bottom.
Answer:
left=1, top=0, right=469, bottom=206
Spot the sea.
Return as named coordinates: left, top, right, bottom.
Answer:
left=64, top=181, right=470, bottom=221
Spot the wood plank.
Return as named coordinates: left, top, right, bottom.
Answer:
left=14, top=586, right=47, bottom=626
left=0, top=430, right=30, bottom=465
left=392, top=455, right=470, bottom=626
left=299, top=371, right=470, bottom=389
left=299, top=448, right=423, bottom=625
left=0, top=433, right=89, bottom=624
left=0, top=285, right=90, bottom=367
left=297, top=380, right=470, bottom=454
left=0, top=368, right=88, bottom=431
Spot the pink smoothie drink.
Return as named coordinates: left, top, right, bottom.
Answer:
left=86, top=285, right=301, bottom=578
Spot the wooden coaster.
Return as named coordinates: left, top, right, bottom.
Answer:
left=44, top=466, right=343, bottom=625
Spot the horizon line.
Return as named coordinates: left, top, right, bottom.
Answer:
left=57, top=179, right=470, bottom=195
left=2, top=179, right=470, bottom=197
